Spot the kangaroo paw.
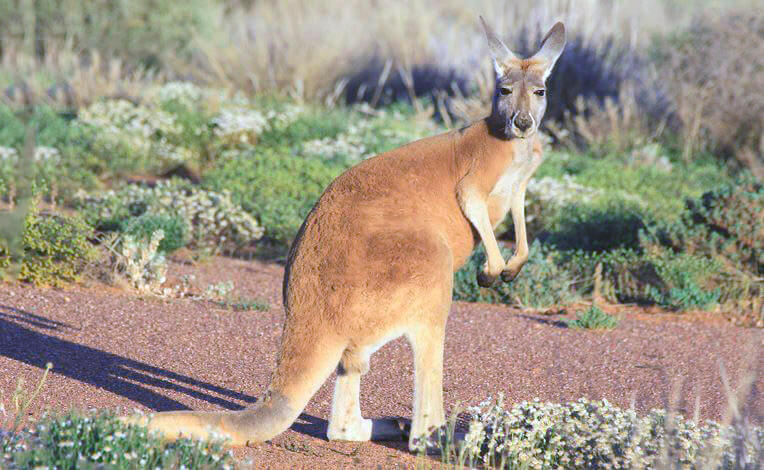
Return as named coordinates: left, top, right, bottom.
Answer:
left=477, top=270, right=497, bottom=287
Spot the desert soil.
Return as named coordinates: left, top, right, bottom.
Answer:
left=1, top=256, right=761, bottom=469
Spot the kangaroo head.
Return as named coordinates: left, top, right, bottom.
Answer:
left=480, top=18, right=566, bottom=139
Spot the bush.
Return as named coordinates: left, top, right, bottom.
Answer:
left=566, top=305, right=619, bottom=330
left=656, top=177, right=763, bottom=276
left=257, top=107, right=352, bottom=149
left=113, top=230, right=168, bottom=294
left=558, top=249, right=722, bottom=312
left=653, top=11, right=764, bottom=175
left=124, top=213, right=187, bottom=254
left=5, top=205, right=97, bottom=286
left=453, top=241, right=579, bottom=309
left=433, top=396, right=763, bottom=469
left=0, top=107, right=101, bottom=202
left=203, top=147, right=344, bottom=248
left=77, top=99, right=193, bottom=176
left=75, top=180, right=264, bottom=254
left=343, top=57, right=470, bottom=107
left=1, top=411, right=233, bottom=469
left=541, top=199, right=647, bottom=253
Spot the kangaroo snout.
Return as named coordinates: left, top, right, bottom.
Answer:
left=512, top=113, right=534, bottom=136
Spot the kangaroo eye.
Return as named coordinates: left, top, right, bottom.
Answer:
left=534, top=89, right=546, bottom=97
left=499, top=87, right=512, bottom=96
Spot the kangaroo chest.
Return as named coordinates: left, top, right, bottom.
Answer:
left=487, top=144, right=542, bottom=227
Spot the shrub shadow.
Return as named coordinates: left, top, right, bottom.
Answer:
left=516, top=313, right=569, bottom=329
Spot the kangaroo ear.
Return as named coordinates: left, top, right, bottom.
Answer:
left=534, top=22, right=566, bottom=80
left=480, top=16, right=517, bottom=77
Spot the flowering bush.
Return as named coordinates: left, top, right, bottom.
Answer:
left=434, top=396, right=763, bottom=469
left=210, top=107, right=268, bottom=145
left=77, top=99, right=192, bottom=173
left=75, top=181, right=264, bottom=253
left=156, top=81, right=205, bottom=108
left=301, top=106, right=435, bottom=164
left=1, top=411, right=234, bottom=469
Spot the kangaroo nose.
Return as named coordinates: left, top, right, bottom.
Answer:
left=514, top=114, right=533, bottom=132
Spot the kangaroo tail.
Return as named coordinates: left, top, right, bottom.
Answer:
left=125, top=329, right=345, bottom=446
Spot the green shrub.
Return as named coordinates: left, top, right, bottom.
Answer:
left=0, top=105, right=26, bottom=149
left=566, top=305, right=619, bottom=330
left=11, top=205, right=96, bottom=286
left=542, top=199, right=647, bottom=252
left=203, top=147, right=343, bottom=248
left=124, top=213, right=188, bottom=253
left=535, top=150, right=731, bottom=222
left=257, top=107, right=352, bottom=149
left=0, top=107, right=101, bottom=202
left=558, top=249, right=722, bottom=311
left=75, top=180, right=264, bottom=253
left=1, top=411, right=233, bottom=469
left=654, top=177, right=762, bottom=276
left=453, top=241, right=579, bottom=309
left=432, top=396, right=763, bottom=469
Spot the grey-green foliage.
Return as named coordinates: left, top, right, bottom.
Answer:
left=1, top=411, right=233, bottom=469
left=453, top=240, right=579, bottom=309
left=123, top=213, right=188, bottom=254
left=203, top=146, right=344, bottom=248
left=434, top=396, right=763, bottom=469
left=75, top=180, right=264, bottom=253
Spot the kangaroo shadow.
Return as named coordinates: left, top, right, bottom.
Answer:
left=0, top=304, right=392, bottom=442
left=0, top=304, right=259, bottom=412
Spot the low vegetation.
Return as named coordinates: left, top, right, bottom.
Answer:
left=566, top=305, right=619, bottom=330
left=0, top=82, right=759, bottom=322
left=1, top=412, right=234, bottom=469
left=426, top=396, right=763, bottom=469
left=0, top=1, right=761, bottom=465
left=1, top=367, right=234, bottom=469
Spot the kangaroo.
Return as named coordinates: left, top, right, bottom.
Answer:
left=125, top=18, right=565, bottom=451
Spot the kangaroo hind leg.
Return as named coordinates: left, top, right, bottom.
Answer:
left=327, top=350, right=371, bottom=441
left=327, top=347, right=408, bottom=442
left=407, top=322, right=447, bottom=451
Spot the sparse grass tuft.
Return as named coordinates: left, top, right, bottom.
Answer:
left=566, top=305, right=619, bottom=330
left=219, top=297, right=270, bottom=312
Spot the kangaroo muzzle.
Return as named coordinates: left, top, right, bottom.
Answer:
left=511, top=112, right=535, bottom=138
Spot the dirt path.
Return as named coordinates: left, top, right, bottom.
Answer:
left=1, top=257, right=762, bottom=468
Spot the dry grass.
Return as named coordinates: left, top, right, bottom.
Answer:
left=1, top=47, right=160, bottom=109
left=0, top=0, right=761, bottom=172
left=2, top=0, right=757, bottom=103
left=656, top=11, right=764, bottom=176
left=546, top=85, right=663, bottom=155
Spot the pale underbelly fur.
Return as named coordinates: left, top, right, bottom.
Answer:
left=488, top=144, right=542, bottom=227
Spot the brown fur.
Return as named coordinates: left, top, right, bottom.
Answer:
left=122, top=19, right=565, bottom=452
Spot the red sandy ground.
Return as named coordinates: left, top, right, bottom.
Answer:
left=0, top=256, right=761, bottom=468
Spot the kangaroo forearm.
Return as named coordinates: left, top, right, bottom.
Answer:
left=458, top=188, right=504, bottom=271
